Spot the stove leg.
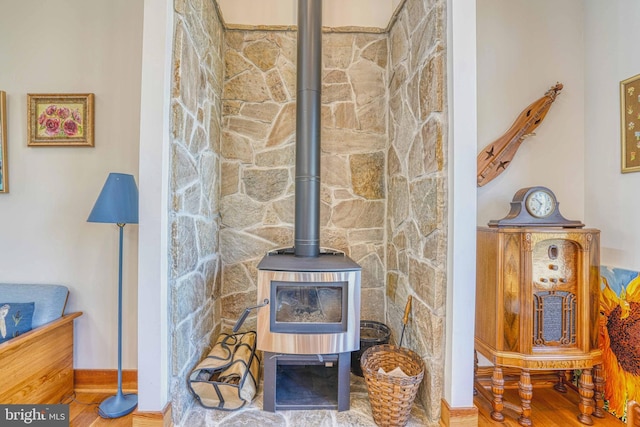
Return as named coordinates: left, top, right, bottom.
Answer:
left=263, top=351, right=276, bottom=412
left=338, top=352, right=350, bottom=411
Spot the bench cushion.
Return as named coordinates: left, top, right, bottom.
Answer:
left=0, top=284, right=68, bottom=329
left=0, top=302, right=35, bottom=343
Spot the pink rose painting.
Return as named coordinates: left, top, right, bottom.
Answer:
left=29, top=94, right=93, bottom=147
left=36, top=102, right=84, bottom=138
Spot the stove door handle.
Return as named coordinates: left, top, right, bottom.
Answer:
left=232, top=299, right=270, bottom=333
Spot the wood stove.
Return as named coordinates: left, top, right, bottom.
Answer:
left=257, top=249, right=361, bottom=411
left=253, top=0, right=362, bottom=412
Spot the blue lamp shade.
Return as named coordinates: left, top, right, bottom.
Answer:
left=88, top=173, right=139, bottom=224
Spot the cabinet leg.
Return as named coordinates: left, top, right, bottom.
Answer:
left=554, top=370, right=568, bottom=393
left=518, top=369, right=533, bottom=427
left=593, top=364, right=605, bottom=418
left=577, top=368, right=595, bottom=425
left=490, top=366, right=505, bottom=422
left=473, top=350, right=478, bottom=396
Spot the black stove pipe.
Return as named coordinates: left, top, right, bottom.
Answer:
left=294, top=0, right=322, bottom=258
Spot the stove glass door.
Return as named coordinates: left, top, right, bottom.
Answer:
left=270, top=280, right=348, bottom=333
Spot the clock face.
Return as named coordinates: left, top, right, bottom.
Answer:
left=525, top=190, right=556, bottom=218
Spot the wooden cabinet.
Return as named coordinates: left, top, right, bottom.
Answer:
left=475, top=226, right=604, bottom=426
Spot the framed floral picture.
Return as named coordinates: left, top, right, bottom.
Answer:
left=0, top=91, right=7, bottom=193
left=621, top=74, right=640, bottom=173
left=27, top=93, right=94, bottom=147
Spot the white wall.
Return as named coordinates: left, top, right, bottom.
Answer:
left=137, top=0, right=173, bottom=412
left=584, top=1, right=640, bottom=270
left=446, top=0, right=478, bottom=409
left=476, top=0, right=585, bottom=226
left=0, top=0, right=143, bottom=369
left=217, top=0, right=403, bottom=28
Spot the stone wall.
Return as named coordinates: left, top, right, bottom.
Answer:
left=169, top=0, right=225, bottom=423
left=219, top=30, right=389, bottom=330
left=386, top=0, right=447, bottom=423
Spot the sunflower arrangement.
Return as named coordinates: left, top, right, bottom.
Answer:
left=600, top=271, right=640, bottom=419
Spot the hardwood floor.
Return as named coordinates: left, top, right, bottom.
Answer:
left=63, top=392, right=134, bottom=427
left=475, top=385, right=624, bottom=426
left=66, top=385, right=625, bottom=426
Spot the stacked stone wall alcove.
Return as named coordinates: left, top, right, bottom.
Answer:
left=169, top=0, right=447, bottom=425
left=220, top=27, right=388, bottom=331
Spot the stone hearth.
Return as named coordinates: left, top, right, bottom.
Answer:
left=178, top=374, right=432, bottom=427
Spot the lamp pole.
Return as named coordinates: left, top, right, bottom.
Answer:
left=98, top=222, right=137, bottom=418
left=116, top=223, right=125, bottom=399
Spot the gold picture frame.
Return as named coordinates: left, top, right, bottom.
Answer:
left=621, top=74, right=640, bottom=173
left=27, top=93, right=94, bottom=147
left=0, top=91, right=7, bottom=193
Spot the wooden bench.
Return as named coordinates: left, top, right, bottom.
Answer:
left=0, top=312, right=82, bottom=403
left=0, top=283, right=82, bottom=403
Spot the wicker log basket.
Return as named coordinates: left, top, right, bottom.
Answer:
left=361, top=344, right=425, bottom=426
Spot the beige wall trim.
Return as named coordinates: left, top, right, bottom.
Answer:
left=132, top=403, right=173, bottom=427
left=440, top=398, right=478, bottom=427
left=74, top=369, right=138, bottom=393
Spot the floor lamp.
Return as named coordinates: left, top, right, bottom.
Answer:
left=88, top=172, right=139, bottom=418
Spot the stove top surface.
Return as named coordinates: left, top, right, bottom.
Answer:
left=258, top=248, right=361, bottom=272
